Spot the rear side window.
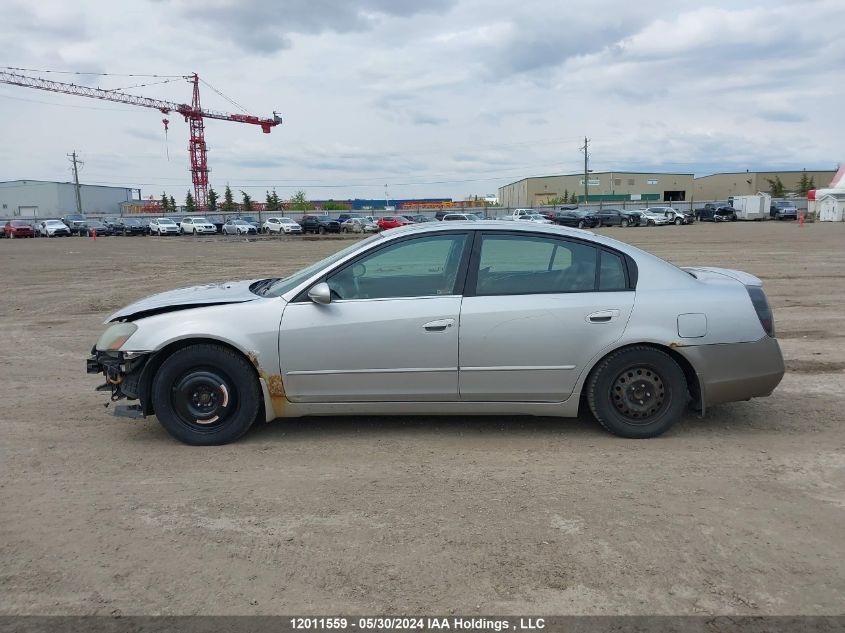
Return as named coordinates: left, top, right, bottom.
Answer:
left=475, top=235, right=597, bottom=295
left=472, top=234, right=633, bottom=296
left=599, top=251, right=627, bottom=290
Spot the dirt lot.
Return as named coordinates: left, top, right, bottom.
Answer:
left=1, top=222, right=844, bottom=615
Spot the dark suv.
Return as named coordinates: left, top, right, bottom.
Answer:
left=61, top=214, right=88, bottom=235
left=300, top=215, right=341, bottom=234
left=696, top=203, right=737, bottom=222
left=592, top=208, right=640, bottom=227
left=553, top=209, right=599, bottom=228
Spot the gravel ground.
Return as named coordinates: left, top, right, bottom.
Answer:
left=1, top=222, right=843, bottom=615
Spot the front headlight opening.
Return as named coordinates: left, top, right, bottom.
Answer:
left=96, top=322, right=139, bottom=351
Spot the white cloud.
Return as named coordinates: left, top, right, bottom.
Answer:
left=0, top=0, right=842, bottom=201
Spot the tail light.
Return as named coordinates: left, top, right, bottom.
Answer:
left=746, top=285, right=775, bottom=337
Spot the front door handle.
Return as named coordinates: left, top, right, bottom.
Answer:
left=586, top=310, right=620, bottom=323
left=423, top=318, right=455, bottom=332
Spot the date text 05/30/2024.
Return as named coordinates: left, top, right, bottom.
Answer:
left=290, top=617, right=546, bottom=631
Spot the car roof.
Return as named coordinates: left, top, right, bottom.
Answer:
left=383, top=219, right=617, bottom=243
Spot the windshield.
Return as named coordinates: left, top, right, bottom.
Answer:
left=263, top=234, right=383, bottom=298
left=11, top=220, right=31, bottom=227
left=157, top=218, right=176, bottom=224
left=45, top=220, right=64, bottom=226
left=191, top=217, right=209, bottom=223
left=279, top=218, right=294, bottom=223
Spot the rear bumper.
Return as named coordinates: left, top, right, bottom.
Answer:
left=680, top=337, right=785, bottom=408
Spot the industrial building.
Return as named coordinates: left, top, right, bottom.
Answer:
left=692, top=170, right=837, bottom=201
left=0, top=180, right=139, bottom=218
left=498, top=172, right=694, bottom=208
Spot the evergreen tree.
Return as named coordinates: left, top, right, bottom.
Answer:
left=289, top=190, right=313, bottom=211
left=207, top=188, right=218, bottom=212
left=160, top=192, right=170, bottom=212
left=185, top=191, right=196, bottom=214
left=222, top=185, right=235, bottom=212
left=241, top=191, right=254, bottom=212
left=807, top=176, right=815, bottom=192
left=265, top=190, right=280, bottom=212
left=766, top=176, right=786, bottom=198
left=169, top=196, right=177, bottom=212
left=563, top=189, right=569, bottom=203
left=569, top=192, right=578, bottom=204
left=798, top=172, right=810, bottom=196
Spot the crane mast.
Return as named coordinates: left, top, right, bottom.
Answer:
left=0, top=70, right=282, bottom=210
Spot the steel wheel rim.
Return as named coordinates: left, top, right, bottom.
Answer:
left=610, top=365, right=668, bottom=425
left=170, top=368, right=236, bottom=431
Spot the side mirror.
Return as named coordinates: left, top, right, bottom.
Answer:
left=308, top=282, right=332, bottom=305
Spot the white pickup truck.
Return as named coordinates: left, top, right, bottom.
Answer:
left=499, top=208, right=539, bottom=220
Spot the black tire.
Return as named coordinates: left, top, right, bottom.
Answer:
left=577, top=220, right=585, bottom=229
left=674, top=218, right=682, bottom=225
left=341, top=227, right=348, bottom=233
left=621, top=218, right=629, bottom=227
left=586, top=346, right=688, bottom=439
left=319, top=226, right=327, bottom=235
left=151, top=344, right=261, bottom=445
left=647, top=219, right=655, bottom=226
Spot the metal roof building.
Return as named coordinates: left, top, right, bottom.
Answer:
left=692, top=170, right=837, bottom=201
left=0, top=180, right=138, bottom=219
left=498, top=171, right=694, bottom=208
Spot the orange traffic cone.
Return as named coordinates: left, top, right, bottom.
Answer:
left=799, top=212, right=805, bottom=227
left=91, top=228, right=97, bottom=240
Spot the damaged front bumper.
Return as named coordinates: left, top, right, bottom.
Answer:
left=87, top=348, right=152, bottom=419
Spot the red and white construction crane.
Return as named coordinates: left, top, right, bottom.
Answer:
left=0, top=70, right=282, bottom=210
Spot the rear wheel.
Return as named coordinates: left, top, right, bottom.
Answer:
left=319, top=226, right=327, bottom=234
left=587, top=346, right=688, bottom=438
left=152, top=344, right=261, bottom=445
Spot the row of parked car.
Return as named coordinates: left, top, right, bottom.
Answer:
left=4, top=200, right=800, bottom=241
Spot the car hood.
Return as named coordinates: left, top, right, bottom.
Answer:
left=106, top=280, right=261, bottom=322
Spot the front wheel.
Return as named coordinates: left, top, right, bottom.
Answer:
left=151, top=344, right=261, bottom=445
left=647, top=219, right=655, bottom=226
left=621, top=219, right=629, bottom=228
left=674, top=218, right=682, bottom=225
left=577, top=220, right=585, bottom=229
left=319, top=226, right=327, bottom=234
left=586, top=346, right=688, bottom=438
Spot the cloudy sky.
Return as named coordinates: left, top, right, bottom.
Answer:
left=1, top=0, right=843, bottom=203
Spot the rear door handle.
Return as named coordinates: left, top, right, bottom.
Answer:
left=587, top=310, right=620, bottom=323
left=423, top=318, right=455, bottom=332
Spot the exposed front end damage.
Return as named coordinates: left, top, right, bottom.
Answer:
left=87, top=348, right=154, bottom=419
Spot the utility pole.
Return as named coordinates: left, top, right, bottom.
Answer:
left=580, top=136, right=590, bottom=204
left=68, top=151, right=83, bottom=214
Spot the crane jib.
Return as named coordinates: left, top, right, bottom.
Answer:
left=0, top=69, right=281, bottom=209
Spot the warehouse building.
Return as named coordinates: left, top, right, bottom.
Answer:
left=0, top=180, right=138, bottom=218
left=692, top=170, right=837, bottom=201
left=498, top=172, right=694, bottom=208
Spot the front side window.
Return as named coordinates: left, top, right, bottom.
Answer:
left=326, top=234, right=468, bottom=300
left=474, top=234, right=598, bottom=295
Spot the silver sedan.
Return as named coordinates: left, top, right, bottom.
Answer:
left=87, top=222, right=784, bottom=445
